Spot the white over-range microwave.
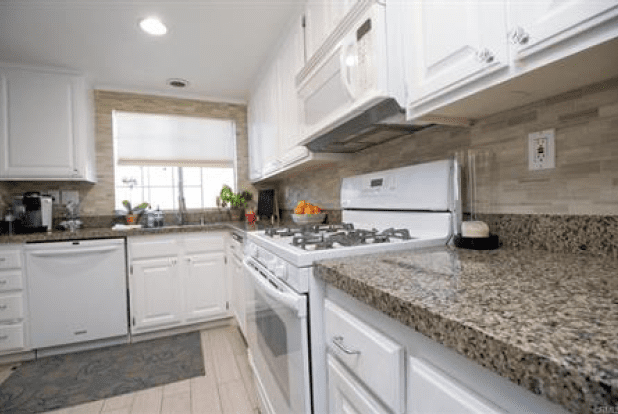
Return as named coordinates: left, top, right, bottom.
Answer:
left=296, top=0, right=420, bottom=154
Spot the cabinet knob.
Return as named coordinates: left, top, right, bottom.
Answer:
left=0, top=305, right=7, bottom=310
left=475, top=48, right=494, bottom=64
left=0, top=280, right=7, bottom=285
left=0, top=335, right=8, bottom=341
left=509, top=26, right=530, bottom=45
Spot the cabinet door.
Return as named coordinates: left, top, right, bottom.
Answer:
left=405, top=1, right=509, bottom=113
left=328, top=355, right=391, bottom=414
left=0, top=68, right=83, bottom=179
left=231, top=255, right=246, bottom=335
left=248, top=89, right=264, bottom=181
left=407, top=357, right=506, bottom=414
left=277, top=16, right=305, bottom=154
left=508, top=0, right=618, bottom=61
left=304, top=0, right=331, bottom=61
left=184, top=252, right=227, bottom=322
left=260, top=62, right=281, bottom=173
left=131, top=257, right=182, bottom=331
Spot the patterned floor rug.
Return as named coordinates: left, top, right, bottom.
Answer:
left=0, top=331, right=205, bottom=413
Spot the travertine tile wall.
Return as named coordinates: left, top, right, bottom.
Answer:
left=0, top=91, right=253, bottom=216
left=276, top=77, right=618, bottom=216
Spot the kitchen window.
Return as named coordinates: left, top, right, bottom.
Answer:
left=112, top=112, right=236, bottom=211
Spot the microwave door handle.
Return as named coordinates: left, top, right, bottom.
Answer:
left=244, top=260, right=306, bottom=318
left=339, top=37, right=356, bottom=99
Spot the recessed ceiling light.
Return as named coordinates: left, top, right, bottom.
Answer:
left=167, top=78, right=189, bottom=88
left=139, top=17, right=167, bottom=36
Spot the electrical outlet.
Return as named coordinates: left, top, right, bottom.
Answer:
left=48, top=190, right=60, bottom=205
left=528, top=129, right=555, bottom=170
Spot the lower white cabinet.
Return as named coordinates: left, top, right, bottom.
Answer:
left=184, top=252, right=227, bottom=322
left=328, top=354, right=390, bottom=414
left=229, top=253, right=245, bottom=335
left=0, top=245, right=28, bottom=355
left=131, top=257, right=183, bottom=330
left=128, top=232, right=229, bottom=334
left=407, top=357, right=505, bottom=414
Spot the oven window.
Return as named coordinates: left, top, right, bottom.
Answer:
left=255, top=289, right=290, bottom=404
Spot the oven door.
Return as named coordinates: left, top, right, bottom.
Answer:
left=244, top=257, right=311, bottom=414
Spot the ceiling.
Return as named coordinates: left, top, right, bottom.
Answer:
left=0, top=0, right=305, bottom=103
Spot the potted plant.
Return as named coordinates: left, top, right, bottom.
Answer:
left=121, top=200, right=149, bottom=224
left=217, top=186, right=253, bottom=221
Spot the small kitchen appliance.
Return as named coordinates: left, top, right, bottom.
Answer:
left=243, top=158, right=461, bottom=414
left=12, top=192, right=53, bottom=233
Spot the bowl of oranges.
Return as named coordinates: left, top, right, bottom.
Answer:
left=292, top=200, right=326, bottom=224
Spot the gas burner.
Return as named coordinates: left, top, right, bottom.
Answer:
left=292, top=234, right=334, bottom=250
left=265, top=223, right=355, bottom=238
left=379, top=228, right=412, bottom=240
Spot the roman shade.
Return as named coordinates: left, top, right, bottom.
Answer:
left=113, top=111, right=236, bottom=167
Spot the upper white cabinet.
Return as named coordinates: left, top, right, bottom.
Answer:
left=0, top=64, right=96, bottom=182
left=507, top=0, right=618, bottom=63
left=405, top=1, right=509, bottom=113
left=405, top=0, right=618, bottom=123
left=304, top=0, right=360, bottom=61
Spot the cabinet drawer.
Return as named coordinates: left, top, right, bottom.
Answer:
left=0, top=323, right=25, bottom=352
left=0, top=294, right=23, bottom=322
left=130, top=237, right=179, bottom=259
left=0, top=270, right=23, bottom=292
left=325, top=299, right=404, bottom=414
left=183, top=234, right=224, bottom=253
left=0, top=250, right=22, bottom=270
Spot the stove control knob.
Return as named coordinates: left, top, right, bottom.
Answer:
left=274, top=263, right=288, bottom=280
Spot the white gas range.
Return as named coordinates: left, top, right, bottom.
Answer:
left=243, top=158, right=461, bottom=414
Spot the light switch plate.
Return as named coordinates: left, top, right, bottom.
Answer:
left=48, top=190, right=60, bottom=205
left=528, top=129, right=555, bottom=170
left=61, top=190, right=79, bottom=205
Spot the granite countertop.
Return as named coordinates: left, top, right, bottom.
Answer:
left=314, top=246, right=618, bottom=414
left=0, top=222, right=255, bottom=243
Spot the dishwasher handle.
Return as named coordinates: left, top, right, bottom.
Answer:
left=28, top=245, right=120, bottom=257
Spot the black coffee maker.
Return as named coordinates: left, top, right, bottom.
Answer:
left=10, top=192, right=53, bottom=233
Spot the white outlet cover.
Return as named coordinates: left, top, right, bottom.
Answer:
left=48, top=190, right=60, bottom=205
left=528, top=129, right=555, bottom=170
left=61, top=190, right=80, bottom=205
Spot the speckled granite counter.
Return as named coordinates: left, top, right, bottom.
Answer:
left=314, top=247, right=618, bottom=414
left=0, top=221, right=257, bottom=243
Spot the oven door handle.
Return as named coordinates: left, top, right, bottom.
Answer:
left=244, top=260, right=306, bottom=318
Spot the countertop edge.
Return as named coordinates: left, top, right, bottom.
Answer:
left=314, top=261, right=608, bottom=414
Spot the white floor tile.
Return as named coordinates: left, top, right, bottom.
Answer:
left=163, top=378, right=191, bottom=396
left=102, top=393, right=135, bottom=412
left=161, top=391, right=191, bottom=414
left=130, top=386, right=163, bottom=414
left=191, top=375, right=222, bottom=414
left=208, top=329, right=242, bottom=384
left=219, top=380, right=254, bottom=414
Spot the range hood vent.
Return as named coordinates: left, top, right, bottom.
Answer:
left=305, top=98, right=430, bottom=153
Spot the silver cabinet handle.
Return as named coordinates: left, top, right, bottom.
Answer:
left=0, top=280, right=7, bottom=285
left=509, top=26, right=529, bottom=45
left=74, top=330, right=87, bottom=335
left=475, top=48, right=494, bottom=64
left=0, top=335, right=8, bottom=340
left=0, top=258, right=5, bottom=262
left=0, top=305, right=7, bottom=310
left=332, top=336, right=360, bottom=355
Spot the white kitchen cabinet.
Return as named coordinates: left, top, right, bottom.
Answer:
left=405, top=0, right=618, bottom=123
left=131, top=257, right=183, bottom=331
left=507, top=0, right=618, bottom=63
left=0, top=64, right=96, bottom=182
left=184, top=251, right=227, bottom=322
left=277, top=14, right=305, bottom=154
left=328, top=354, right=391, bottom=414
left=405, top=0, right=509, bottom=117
left=407, top=357, right=506, bottom=414
left=304, top=0, right=360, bottom=61
left=247, top=90, right=264, bottom=181
left=128, top=232, right=229, bottom=334
left=260, top=62, right=281, bottom=175
left=0, top=245, right=28, bottom=355
left=230, top=253, right=245, bottom=335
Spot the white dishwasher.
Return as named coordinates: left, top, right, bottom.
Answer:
left=25, top=239, right=128, bottom=350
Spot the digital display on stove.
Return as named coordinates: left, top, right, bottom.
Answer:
left=370, top=178, right=383, bottom=187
